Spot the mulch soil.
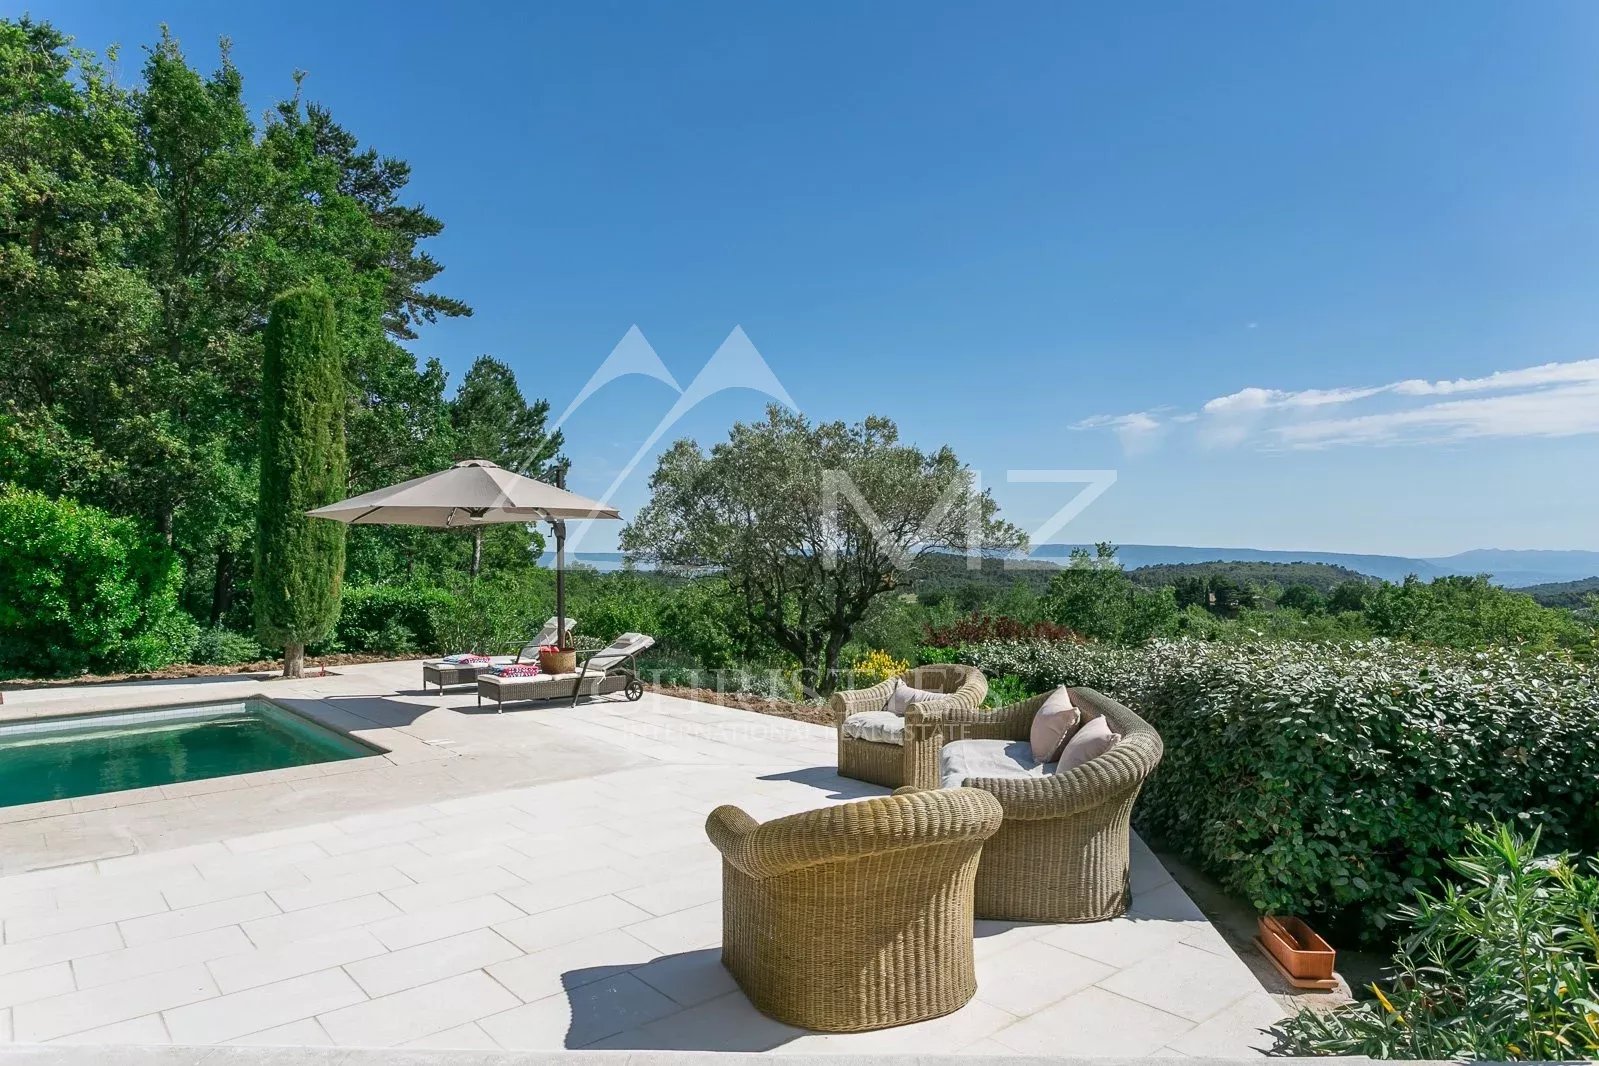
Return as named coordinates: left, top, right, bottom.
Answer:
left=0, top=653, right=408, bottom=691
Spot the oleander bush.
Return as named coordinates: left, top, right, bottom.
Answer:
left=943, top=637, right=1599, bottom=944
left=0, top=488, right=198, bottom=676
left=1273, top=824, right=1599, bottom=1059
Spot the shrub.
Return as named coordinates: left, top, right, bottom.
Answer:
left=0, top=488, right=197, bottom=677
left=332, top=584, right=455, bottom=654
left=923, top=612, right=1083, bottom=648
left=656, top=576, right=748, bottom=670
left=569, top=571, right=665, bottom=641
left=433, top=571, right=553, bottom=655
left=1273, top=824, right=1599, bottom=1060
left=190, top=628, right=264, bottom=666
left=945, top=636, right=1599, bottom=944
left=851, top=593, right=939, bottom=663
left=982, top=673, right=1032, bottom=707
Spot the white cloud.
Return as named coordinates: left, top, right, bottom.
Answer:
left=1202, top=383, right=1394, bottom=413
left=1390, top=358, right=1599, bottom=396
left=1079, top=358, right=1599, bottom=452
left=1277, top=381, right=1599, bottom=449
left=1073, top=411, right=1165, bottom=454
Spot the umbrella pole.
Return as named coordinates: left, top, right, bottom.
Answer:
left=553, top=518, right=567, bottom=647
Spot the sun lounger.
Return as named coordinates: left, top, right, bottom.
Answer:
left=421, top=616, right=576, bottom=692
left=476, top=632, right=655, bottom=711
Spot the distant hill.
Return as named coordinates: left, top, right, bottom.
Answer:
left=909, top=551, right=1059, bottom=600
left=1422, top=549, right=1599, bottom=588
left=1030, top=544, right=1449, bottom=584
left=562, top=544, right=1599, bottom=589
left=1126, top=560, right=1372, bottom=595
left=1519, top=576, right=1599, bottom=609
left=1031, top=544, right=1599, bottom=588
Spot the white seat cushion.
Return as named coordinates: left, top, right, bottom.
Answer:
left=940, top=739, right=1052, bottom=789
left=841, top=711, right=906, bottom=746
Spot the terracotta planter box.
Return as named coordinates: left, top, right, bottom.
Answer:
left=1258, top=915, right=1335, bottom=983
left=539, top=649, right=577, bottom=674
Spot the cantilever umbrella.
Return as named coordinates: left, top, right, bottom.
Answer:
left=306, top=459, right=621, bottom=647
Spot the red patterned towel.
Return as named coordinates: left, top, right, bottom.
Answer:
left=491, top=663, right=542, bottom=678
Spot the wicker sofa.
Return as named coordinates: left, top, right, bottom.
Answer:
left=830, top=664, right=988, bottom=789
left=906, top=687, right=1163, bottom=923
left=705, top=787, right=1003, bottom=1032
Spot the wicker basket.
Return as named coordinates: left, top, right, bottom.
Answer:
left=538, top=648, right=576, bottom=673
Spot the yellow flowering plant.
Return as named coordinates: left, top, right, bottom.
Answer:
left=850, top=649, right=909, bottom=687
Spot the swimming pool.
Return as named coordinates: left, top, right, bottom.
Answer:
left=0, top=698, right=381, bottom=808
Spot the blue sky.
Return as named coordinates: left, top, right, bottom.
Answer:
left=32, top=0, right=1599, bottom=555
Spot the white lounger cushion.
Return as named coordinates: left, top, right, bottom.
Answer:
left=583, top=632, right=654, bottom=672
left=517, top=617, right=577, bottom=660
left=940, top=739, right=1053, bottom=790
left=841, top=711, right=906, bottom=746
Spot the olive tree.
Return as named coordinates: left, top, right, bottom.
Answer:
left=622, top=406, right=1025, bottom=694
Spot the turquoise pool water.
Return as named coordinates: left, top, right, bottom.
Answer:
left=0, top=699, right=379, bottom=808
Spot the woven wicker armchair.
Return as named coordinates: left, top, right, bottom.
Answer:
left=830, top=664, right=988, bottom=788
left=705, top=787, right=1004, bottom=1032
left=907, top=687, right=1163, bottom=923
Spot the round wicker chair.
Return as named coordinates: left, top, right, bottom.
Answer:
left=704, top=787, right=1004, bottom=1032
left=830, top=663, right=988, bottom=789
left=905, top=687, right=1163, bottom=922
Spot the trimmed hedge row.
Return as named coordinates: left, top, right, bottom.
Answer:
left=946, top=637, right=1599, bottom=943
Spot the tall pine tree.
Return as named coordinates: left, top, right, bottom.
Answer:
left=254, top=288, right=347, bottom=677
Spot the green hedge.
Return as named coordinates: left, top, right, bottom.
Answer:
left=0, top=488, right=197, bottom=676
left=330, top=585, right=455, bottom=655
left=948, top=637, right=1599, bottom=943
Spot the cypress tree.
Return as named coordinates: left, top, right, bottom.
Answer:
left=254, top=287, right=347, bottom=678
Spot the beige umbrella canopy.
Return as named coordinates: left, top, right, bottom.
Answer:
left=306, top=459, right=620, bottom=526
left=307, top=459, right=621, bottom=646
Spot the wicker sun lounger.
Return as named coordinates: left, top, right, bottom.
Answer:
left=475, top=632, right=654, bottom=711
left=421, top=617, right=575, bottom=693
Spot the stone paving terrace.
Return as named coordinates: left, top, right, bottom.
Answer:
left=0, top=661, right=1283, bottom=1054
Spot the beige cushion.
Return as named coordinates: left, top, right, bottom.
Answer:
left=1029, top=686, right=1080, bottom=762
left=1058, top=714, right=1121, bottom=771
left=842, top=711, right=906, bottom=746
left=884, top=680, right=944, bottom=716
left=940, top=739, right=1047, bottom=789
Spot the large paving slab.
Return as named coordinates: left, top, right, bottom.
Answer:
left=0, top=661, right=1282, bottom=1054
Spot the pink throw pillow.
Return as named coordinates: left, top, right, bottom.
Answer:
left=1029, top=687, right=1081, bottom=762
left=1057, top=714, right=1121, bottom=771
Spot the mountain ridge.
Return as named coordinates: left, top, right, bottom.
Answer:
left=1030, top=544, right=1599, bottom=587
